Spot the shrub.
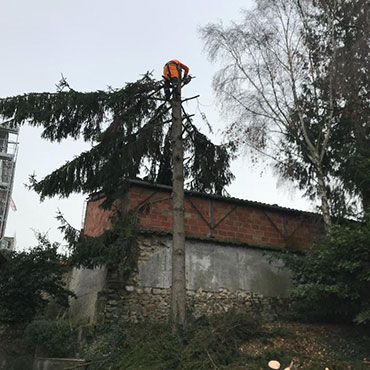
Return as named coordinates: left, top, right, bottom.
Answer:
left=83, top=311, right=263, bottom=370
left=283, top=215, right=370, bottom=325
left=25, top=319, right=76, bottom=357
left=0, top=235, right=74, bottom=323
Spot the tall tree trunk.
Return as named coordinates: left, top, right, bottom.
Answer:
left=170, top=82, right=186, bottom=330
left=316, top=165, right=332, bottom=232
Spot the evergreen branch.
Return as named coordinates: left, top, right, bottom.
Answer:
left=3, top=71, right=234, bottom=210
left=181, top=109, right=235, bottom=195
left=0, top=73, right=161, bottom=142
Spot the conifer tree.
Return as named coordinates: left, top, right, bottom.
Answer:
left=0, top=72, right=234, bottom=329
left=323, top=0, right=370, bottom=215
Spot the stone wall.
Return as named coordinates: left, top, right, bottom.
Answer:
left=102, top=285, right=288, bottom=324
left=95, top=234, right=291, bottom=324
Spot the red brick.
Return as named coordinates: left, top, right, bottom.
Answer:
left=84, top=184, right=324, bottom=250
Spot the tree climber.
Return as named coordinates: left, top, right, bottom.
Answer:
left=163, top=59, right=191, bottom=100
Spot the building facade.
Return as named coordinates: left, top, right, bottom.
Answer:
left=69, top=180, right=323, bottom=324
left=0, top=124, right=18, bottom=249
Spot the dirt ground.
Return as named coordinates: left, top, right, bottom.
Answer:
left=1, top=320, right=369, bottom=369
left=241, top=321, right=370, bottom=369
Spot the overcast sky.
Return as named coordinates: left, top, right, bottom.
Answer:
left=0, top=0, right=313, bottom=250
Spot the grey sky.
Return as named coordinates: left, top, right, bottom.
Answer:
left=0, top=0, right=312, bottom=250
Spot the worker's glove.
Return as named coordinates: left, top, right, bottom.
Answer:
left=183, top=75, right=192, bottom=85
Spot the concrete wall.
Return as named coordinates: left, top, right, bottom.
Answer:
left=138, top=237, right=291, bottom=297
left=68, top=267, right=107, bottom=325
left=101, top=235, right=292, bottom=323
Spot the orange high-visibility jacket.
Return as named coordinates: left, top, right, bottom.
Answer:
left=163, top=59, right=189, bottom=81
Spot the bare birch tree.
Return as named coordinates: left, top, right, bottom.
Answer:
left=200, top=0, right=341, bottom=231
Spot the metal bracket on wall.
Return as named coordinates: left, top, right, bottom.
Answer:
left=262, top=210, right=287, bottom=242
left=286, top=214, right=308, bottom=240
left=136, top=191, right=159, bottom=213
left=186, top=197, right=212, bottom=232
left=186, top=197, right=238, bottom=238
left=213, top=205, right=238, bottom=230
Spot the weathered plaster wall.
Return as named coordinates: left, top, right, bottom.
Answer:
left=137, top=236, right=291, bottom=296
left=100, top=235, right=291, bottom=323
left=68, top=267, right=107, bottom=325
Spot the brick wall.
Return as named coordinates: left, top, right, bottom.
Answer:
left=83, top=181, right=323, bottom=250
left=83, top=196, right=112, bottom=237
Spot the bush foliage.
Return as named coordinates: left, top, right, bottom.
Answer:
left=58, top=209, right=139, bottom=275
left=283, top=215, right=370, bottom=325
left=0, top=235, right=74, bottom=323
left=25, top=319, right=76, bottom=358
left=83, top=312, right=266, bottom=370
